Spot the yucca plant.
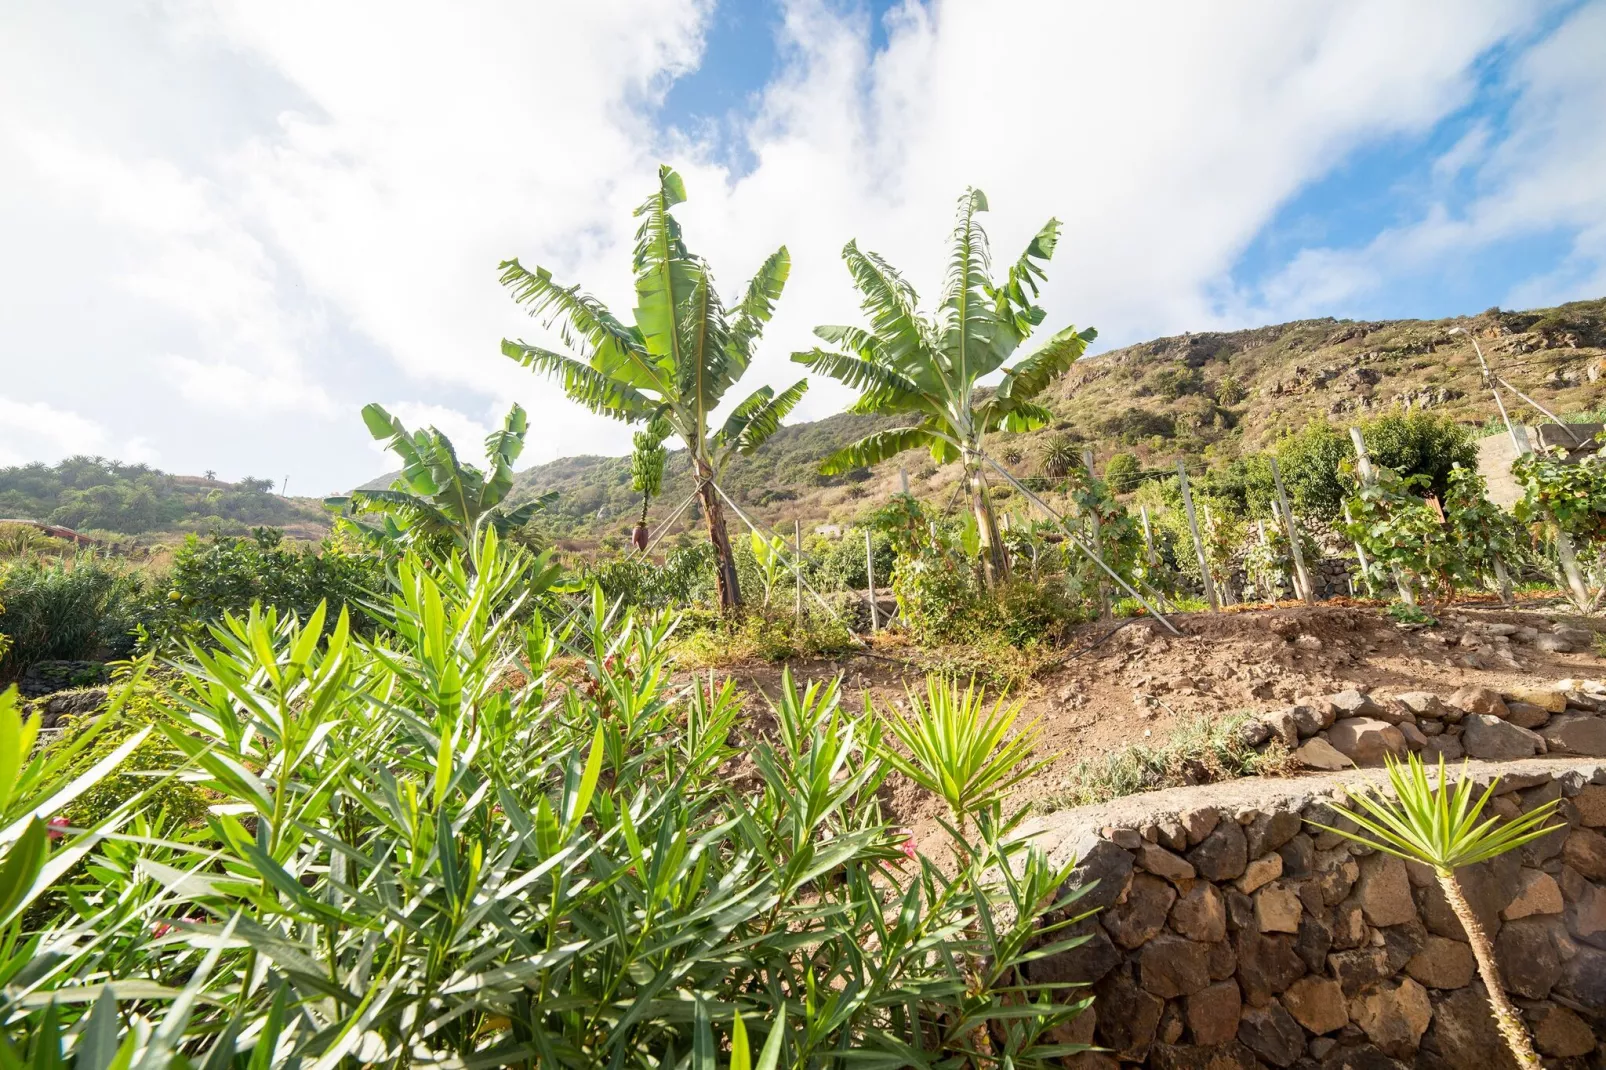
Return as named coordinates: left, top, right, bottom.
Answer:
left=877, top=676, right=1050, bottom=834
left=500, top=166, right=806, bottom=609
left=1313, top=753, right=1562, bottom=1069
left=1037, top=433, right=1079, bottom=481
left=793, top=189, right=1096, bottom=587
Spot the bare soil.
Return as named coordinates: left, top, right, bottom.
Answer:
left=685, top=599, right=1606, bottom=855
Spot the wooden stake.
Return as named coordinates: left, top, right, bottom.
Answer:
left=1203, top=503, right=1234, bottom=605
left=865, top=528, right=879, bottom=633
left=1268, top=457, right=1315, bottom=605
left=1492, top=555, right=1514, bottom=606
left=1084, top=449, right=1108, bottom=617
left=794, top=519, right=803, bottom=622
left=1176, top=460, right=1219, bottom=611
left=1140, top=505, right=1156, bottom=567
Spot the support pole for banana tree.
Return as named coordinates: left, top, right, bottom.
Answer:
left=865, top=528, right=879, bottom=633
left=1268, top=457, right=1315, bottom=605
left=1176, top=460, right=1219, bottom=612
left=981, top=452, right=1180, bottom=635
left=1348, top=427, right=1414, bottom=607
left=900, top=466, right=909, bottom=495
left=1084, top=449, right=1108, bottom=618
left=1140, top=506, right=1157, bottom=567
left=794, top=519, right=804, bottom=623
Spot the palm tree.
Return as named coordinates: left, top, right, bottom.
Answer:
left=792, top=189, right=1095, bottom=586
left=325, top=403, right=553, bottom=555
left=499, top=166, right=805, bottom=609
left=1314, top=753, right=1560, bottom=1069
left=1038, top=433, right=1079, bottom=480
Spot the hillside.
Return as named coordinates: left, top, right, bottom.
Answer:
left=509, top=297, right=1606, bottom=548
left=0, top=457, right=331, bottom=543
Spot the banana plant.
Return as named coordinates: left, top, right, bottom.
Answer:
left=325, top=402, right=554, bottom=557
left=793, top=189, right=1096, bottom=586
left=748, top=530, right=790, bottom=607
left=499, top=165, right=806, bottom=609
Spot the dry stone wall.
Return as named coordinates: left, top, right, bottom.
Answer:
left=1023, top=757, right=1606, bottom=1068
left=1244, top=677, right=1606, bottom=774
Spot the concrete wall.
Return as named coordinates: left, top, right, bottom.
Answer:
left=1024, top=758, right=1606, bottom=1067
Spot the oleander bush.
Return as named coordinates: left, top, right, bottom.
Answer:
left=0, top=530, right=1094, bottom=1066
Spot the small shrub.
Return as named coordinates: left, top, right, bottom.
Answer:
left=996, top=577, right=1083, bottom=648
left=893, top=551, right=992, bottom=645
left=140, top=527, right=382, bottom=649
left=0, top=557, right=146, bottom=677
left=1046, top=712, right=1294, bottom=810
left=667, top=606, right=858, bottom=666
left=1104, top=451, right=1143, bottom=492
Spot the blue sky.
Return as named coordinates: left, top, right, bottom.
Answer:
left=2, top=0, right=1603, bottom=491
left=1226, top=1, right=1592, bottom=323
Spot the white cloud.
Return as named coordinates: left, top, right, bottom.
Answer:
left=1244, top=1, right=1606, bottom=317
left=0, top=396, right=109, bottom=468
left=378, top=403, right=497, bottom=464
left=8, top=127, right=333, bottom=415
left=1, top=0, right=1596, bottom=492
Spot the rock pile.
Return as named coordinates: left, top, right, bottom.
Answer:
left=1029, top=759, right=1606, bottom=1067
left=1247, top=680, right=1606, bottom=772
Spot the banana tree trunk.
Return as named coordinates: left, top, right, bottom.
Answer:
left=965, top=456, right=1008, bottom=589
left=1437, top=869, right=1542, bottom=1068
left=695, top=458, right=743, bottom=610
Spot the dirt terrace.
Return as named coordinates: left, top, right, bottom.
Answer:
left=702, top=601, right=1606, bottom=838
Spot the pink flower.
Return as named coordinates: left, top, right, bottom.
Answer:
left=46, top=816, right=70, bottom=842
left=151, top=922, right=174, bottom=939
left=895, top=828, right=917, bottom=862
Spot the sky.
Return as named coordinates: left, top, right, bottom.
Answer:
left=2, top=0, right=1604, bottom=494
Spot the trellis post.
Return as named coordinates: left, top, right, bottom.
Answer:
left=794, top=519, right=804, bottom=622
left=865, top=528, right=879, bottom=633
left=1084, top=449, right=1109, bottom=617
left=1176, top=460, right=1219, bottom=611
left=1268, top=457, right=1315, bottom=605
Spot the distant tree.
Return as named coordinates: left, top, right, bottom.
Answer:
left=325, top=403, right=553, bottom=556
left=794, top=189, right=1095, bottom=586
left=1214, top=374, right=1246, bottom=406
left=1276, top=410, right=1477, bottom=517
left=498, top=166, right=804, bottom=609
left=1104, top=451, right=1142, bottom=492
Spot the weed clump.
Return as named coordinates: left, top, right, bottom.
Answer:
left=1044, top=711, right=1295, bottom=810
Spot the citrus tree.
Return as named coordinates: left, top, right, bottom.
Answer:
left=499, top=166, right=806, bottom=609
left=793, top=189, right=1096, bottom=587
left=325, top=402, right=553, bottom=556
